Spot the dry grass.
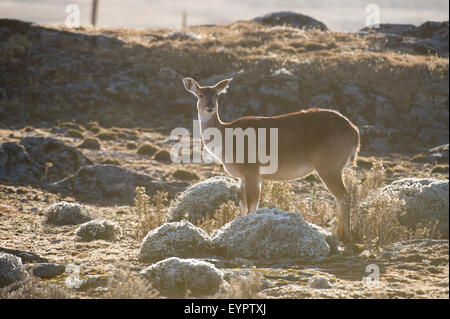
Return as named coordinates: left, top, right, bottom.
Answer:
left=214, top=273, right=263, bottom=299
left=0, top=277, right=70, bottom=299
left=198, top=201, right=241, bottom=235
left=260, top=180, right=336, bottom=230
left=134, top=187, right=169, bottom=240
left=102, top=270, right=159, bottom=299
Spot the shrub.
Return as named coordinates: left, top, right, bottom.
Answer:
left=173, top=169, right=199, bottom=181
left=66, top=129, right=84, bottom=139
left=0, top=277, right=69, bottom=299
left=77, top=137, right=100, bottom=150
left=431, top=165, right=448, bottom=174
left=137, top=143, right=159, bottom=156
left=44, top=202, right=91, bottom=225
left=100, top=158, right=121, bottom=166
left=126, top=142, right=137, bottom=150
left=96, top=131, right=117, bottom=141
left=75, top=219, right=123, bottom=241
left=154, top=150, right=171, bottom=162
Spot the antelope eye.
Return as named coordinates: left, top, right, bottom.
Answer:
left=199, top=94, right=205, bottom=98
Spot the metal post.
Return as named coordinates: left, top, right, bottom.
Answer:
left=182, top=9, right=187, bottom=28
left=91, top=0, right=98, bottom=26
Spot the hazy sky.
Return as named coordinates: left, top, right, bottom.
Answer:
left=1, top=0, right=448, bottom=31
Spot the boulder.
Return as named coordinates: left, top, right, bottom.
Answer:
left=0, top=253, right=26, bottom=288
left=141, top=257, right=224, bottom=297
left=211, top=208, right=330, bottom=262
left=0, top=247, right=48, bottom=263
left=44, top=201, right=91, bottom=225
left=20, top=137, right=92, bottom=182
left=253, top=11, right=328, bottom=31
left=29, top=263, right=65, bottom=279
left=0, top=142, right=40, bottom=184
left=49, top=164, right=187, bottom=204
left=0, top=137, right=93, bottom=185
left=168, top=176, right=240, bottom=224
left=361, top=21, right=449, bottom=56
left=361, top=23, right=417, bottom=36
left=138, top=221, right=212, bottom=262
left=75, top=219, right=122, bottom=241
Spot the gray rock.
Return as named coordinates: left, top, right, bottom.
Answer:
left=50, top=164, right=186, bottom=204
left=29, top=263, right=65, bottom=279
left=0, top=247, right=48, bottom=263
left=44, top=201, right=91, bottom=225
left=361, top=23, right=417, bottom=36
left=0, top=142, right=40, bottom=184
left=138, top=221, right=212, bottom=262
left=361, top=21, right=449, bottom=56
left=253, top=11, right=328, bottom=31
left=141, top=257, right=224, bottom=297
left=0, top=253, right=26, bottom=288
left=211, top=208, right=330, bottom=262
left=168, top=176, right=239, bottom=224
left=1, top=136, right=91, bottom=186
left=75, top=219, right=122, bottom=241
left=20, top=137, right=92, bottom=182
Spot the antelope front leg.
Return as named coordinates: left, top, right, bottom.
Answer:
left=239, top=178, right=248, bottom=216
left=337, top=193, right=351, bottom=244
left=245, top=177, right=262, bottom=214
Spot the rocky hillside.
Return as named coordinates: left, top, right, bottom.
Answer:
left=0, top=14, right=448, bottom=155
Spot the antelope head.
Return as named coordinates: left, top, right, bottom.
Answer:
left=182, top=77, right=232, bottom=119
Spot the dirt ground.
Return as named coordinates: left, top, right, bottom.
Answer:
left=0, top=125, right=448, bottom=299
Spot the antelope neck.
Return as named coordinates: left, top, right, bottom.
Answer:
left=198, top=110, right=223, bottom=137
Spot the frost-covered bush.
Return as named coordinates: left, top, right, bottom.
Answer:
left=211, top=208, right=330, bottom=262
left=0, top=253, right=26, bottom=288
left=75, top=219, right=122, bottom=241
left=356, top=178, right=449, bottom=241
left=167, top=176, right=240, bottom=224
left=138, top=221, right=212, bottom=262
left=308, top=275, right=333, bottom=289
left=141, top=257, right=224, bottom=297
left=164, top=30, right=202, bottom=41
left=44, top=202, right=91, bottom=225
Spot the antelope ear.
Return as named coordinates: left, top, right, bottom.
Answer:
left=183, top=77, right=200, bottom=96
left=214, top=78, right=232, bottom=94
